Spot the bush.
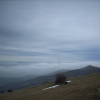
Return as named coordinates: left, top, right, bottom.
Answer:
left=55, top=74, right=67, bottom=85
left=8, top=89, right=13, bottom=92
left=0, top=91, right=4, bottom=93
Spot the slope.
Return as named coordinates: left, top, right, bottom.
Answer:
left=0, top=65, right=100, bottom=92
left=64, top=65, right=100, bottom=78
left=0, top=73, right=100, bottom=100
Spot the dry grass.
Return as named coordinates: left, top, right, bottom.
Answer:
left=0, top=73, right=100, bottom=100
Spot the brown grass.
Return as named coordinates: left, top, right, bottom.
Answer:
left=0, top=73, right=100, bottom=100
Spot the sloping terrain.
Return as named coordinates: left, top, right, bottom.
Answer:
left=64, top=65, right=100, bottom=78
left=0, top=65, right=100, bottom=92
left=0, top=73, right=100, bottom=100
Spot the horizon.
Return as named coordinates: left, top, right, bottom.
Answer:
left=0, top=61, right=100, bottom=78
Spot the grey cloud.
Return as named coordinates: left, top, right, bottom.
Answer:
left=0, top=61, right=100, bottom=77
left=0, top=0, right=100, bottom=72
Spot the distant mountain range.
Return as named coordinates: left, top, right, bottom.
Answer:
left=63, top=65, right=100, bottom=78
left=0, top=75, right=39, bottom=87
left=0, top=65, right=100, bottom=92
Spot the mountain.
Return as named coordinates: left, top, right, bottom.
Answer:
left=0, top=73, right=100, bottom=100
left=63, top=65, right=100, bottom=78
left=0, top=75, right=39, bottom=87
left=44, top=69, right=69, bottom=76
left=0, top=69, right=68, bottom=87
left=0, top=65, right=100, bottom=92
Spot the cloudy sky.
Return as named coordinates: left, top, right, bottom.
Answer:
left=0, top=0, right=100, bottom=77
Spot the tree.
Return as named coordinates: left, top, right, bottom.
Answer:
left=0, top=91, right=4, bottom=93
left=8, top=89, right=13, bottom=92
left=55, top=74, right=67, bottom=85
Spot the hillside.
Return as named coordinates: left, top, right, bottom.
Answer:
left=64, top=65, right=100, bottom=78
left=0, top=65, right=100, bottom=92
left=0, top=73, right=100, bottom=100
left=0, top=75, right=39, bottom=86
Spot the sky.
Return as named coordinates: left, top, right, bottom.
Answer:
left=0, top=0, right=100, bottom=77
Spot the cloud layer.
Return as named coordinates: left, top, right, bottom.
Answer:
left=0, top=61, right=100, bottom=77
left=0, top=0, right=100, bottom=77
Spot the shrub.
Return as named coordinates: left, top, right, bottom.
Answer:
left=8, top=89, right=13, bottom=92
left=0, top=91, right=4, bottom=93
left=55, top=74, right=67, bottom=85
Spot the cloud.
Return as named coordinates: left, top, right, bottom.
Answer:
left=0, top=0, right=100, bottom=75
left=0, top=61, right=100, bottom=77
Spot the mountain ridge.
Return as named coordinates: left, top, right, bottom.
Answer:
left=1, top=73, right=100, bottom=100
left=63, top=65, right=100, bottom=78
left=0, top=65, right=100, bottom=92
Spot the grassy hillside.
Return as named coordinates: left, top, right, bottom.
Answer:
left=1, top=65, right=100, bottom=91
left=0, top=73, right=100, bottom=100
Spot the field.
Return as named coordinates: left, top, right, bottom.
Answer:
left=0, top=73, right=100, bottom=100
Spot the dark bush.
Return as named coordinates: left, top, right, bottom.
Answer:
left=65, top=81, right=67, bottom=84
left=55, top=74, right=67, bottom=85
left=0, top=91, right=4, bottom=93
left=8, top=89, right=13, bottom=92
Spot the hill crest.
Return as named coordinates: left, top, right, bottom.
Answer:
left=0, top=65, right=100, bottom=92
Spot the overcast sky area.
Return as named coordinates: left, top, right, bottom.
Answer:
left=0, top=0, right=100, bottom=77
